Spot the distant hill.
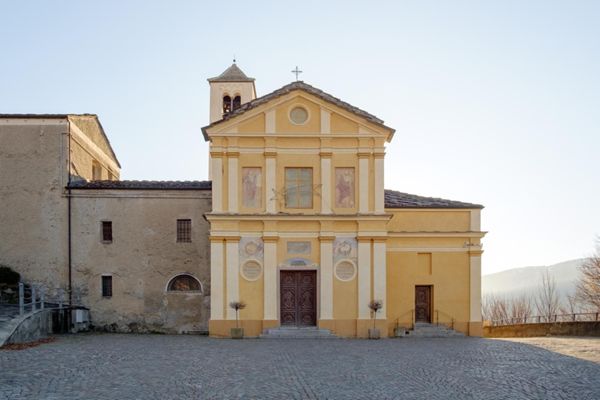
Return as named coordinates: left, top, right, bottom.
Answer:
left=482, top=259, right=586, bottom=301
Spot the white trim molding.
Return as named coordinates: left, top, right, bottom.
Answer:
left=470, top=255, right=482, bottom=322
left=228, top=156, right=238, bottom=213
left=263, top=240, right=278, bottom=320
left=358, top=241, right=371, bottom=319
left=225, top=240, right=240, bottom=320
left=373, top=241, right=387, bottom=317
left=210, top=241, right=224, bottom=320
left=319, top=240, right=333, bottom=319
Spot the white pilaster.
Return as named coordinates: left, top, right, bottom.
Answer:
left=265, top=110, right=276, bottom=133
left=228, top=156, right=238, bottom=213
left=358, top=240, right=371, bottom=319
left=210, top=240, right=224, bottom=320
left=226, top=240, right=239, bottom=320
left=263, top=240, right=278, bottom=320
left=470, top=255, right=482, bottom=322
left=320, top=108, right=331, bottom=134
left=266, top=156, right=276, bottom=213
left=211, top=157, right=223, bottom=213
left=470, top=210, right=481, bottom=231
left=321, top=157, right=332, bottom=214
left=373, top=241, right=387, bottom=317
left=320, top=240, right=333, bottom=319
left=359, top=157, right=369, bottom=213
left=374, top=157, right=384, bottom=214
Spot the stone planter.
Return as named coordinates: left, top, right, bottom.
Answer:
left=394, top=327, right=407, bottom=337
left=230, top=327, right=244, bottom=339
left=368, top=328, right=380, bottom=340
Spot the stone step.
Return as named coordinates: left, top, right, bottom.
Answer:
left=406, top=323, right=465, bottom=338
left=260, top=327, right=338, bottom=339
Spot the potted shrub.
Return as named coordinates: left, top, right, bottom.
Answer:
left=229, top=301, right=246, bottom=339
left=368, top=300, right=383, bottom=339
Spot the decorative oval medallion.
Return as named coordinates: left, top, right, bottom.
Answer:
left=335, top=260, right=357, bottom=282
left=241, top=260, right=262, bottom=281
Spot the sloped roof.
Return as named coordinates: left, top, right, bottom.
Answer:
left=201, top=81, right=395, bottom=140
left=0, top=114, right=121, bottom=168
left=68, top=180, right=212, bottom=190
left=208, top=63, right=255, bottom=82
left=384, top=189, right=483, bottom=209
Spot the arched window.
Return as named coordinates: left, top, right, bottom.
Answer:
left=167, top=274, right=201, bottom=292
left=222, top=95, right=232, bottom=114
left=232, top=95, right=241, bottom=111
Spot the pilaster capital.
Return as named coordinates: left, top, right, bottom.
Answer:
left=210, top=151, right=225, bottom=158
left=358, top=152, right=371, bottom=159
left=319, top=151, right=333, bottom=158
left=227, top=151, right=240, bottom=158
left=262, top=235, right=279, bottom=243
left=319, top=235, right=336, bottom=242
left=264, top=151, right=277, bottom=158
left=373, top=151, right=386, bottom=159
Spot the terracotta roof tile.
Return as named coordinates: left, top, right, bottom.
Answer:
left=385, top=189, right=483, bottom=209
left=68, top=180, right=211, bottom=190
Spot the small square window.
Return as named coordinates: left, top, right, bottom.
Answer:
left=177, top=219, right=192, bottom=243
left=102, top=221, right=112, bottom=243
left=101, top=276, right=112, bottom=297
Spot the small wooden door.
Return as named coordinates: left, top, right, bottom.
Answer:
left=280, top=271, right=317, bottom=327
left=415, top=286, right=432, bottom=323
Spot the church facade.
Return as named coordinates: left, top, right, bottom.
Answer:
left=204, top=65, right=484, bottom=338
left=0, top=64, right=485, bottom=338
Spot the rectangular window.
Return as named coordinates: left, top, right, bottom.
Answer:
left=177, top=219, right=192, bottom=243
left=92, top=161, right=102, bottom=180
left=335, top=167, right=355, bottom=208
left=101, top=276, right=112, bottom=297
left=102, top=221, right=112, bottom=243
left=285, top=168, right=313, bottom=208
left=242, top=167, right=262, bottom=208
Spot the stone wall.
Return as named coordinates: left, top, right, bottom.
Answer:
left=70, top=188, right=212, bottom=334
left=0, top=119, right=70, bottom=297
left=484, top=321, right=600, bottom=338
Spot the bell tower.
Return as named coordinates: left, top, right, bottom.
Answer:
left=208, top=62, right=256, bottom=123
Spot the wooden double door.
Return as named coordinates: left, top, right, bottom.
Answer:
left=415, top=285, right=432, bottom=323
left=280, top=270, right=317, bottom=327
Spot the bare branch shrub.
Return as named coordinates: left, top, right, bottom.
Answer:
left=575, top=238, right=600, bottom=312
left=535, top=270, right=560, bottom=322
left=510, top=294, right=533, bottom=323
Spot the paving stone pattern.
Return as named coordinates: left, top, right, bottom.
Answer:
left=1, top=334, right=600, bottom=399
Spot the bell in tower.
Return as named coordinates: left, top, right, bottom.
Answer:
left=208, top=62, right=256, bottom=123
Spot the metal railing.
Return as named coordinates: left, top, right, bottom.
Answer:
left=434, top=309, right=455, bottom=330
left=491, top=312, right=600, bottom=326
left=14, top=283, right=66, bottom=316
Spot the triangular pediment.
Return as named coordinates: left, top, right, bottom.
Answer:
left=202, top=81, right=395, bottom=141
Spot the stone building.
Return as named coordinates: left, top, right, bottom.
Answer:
left=0, top=63, right=485, bottom=337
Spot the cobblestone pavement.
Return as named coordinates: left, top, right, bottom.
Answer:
left=2, top=334, right=600, bottom=400
left=496, top=336, right=600, bottom=364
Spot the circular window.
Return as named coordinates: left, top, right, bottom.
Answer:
left=241, top=260, right=262, bottom=281
left=335, top=260, right=357, bottom=282
left=289, top=107, right=308, bottom=125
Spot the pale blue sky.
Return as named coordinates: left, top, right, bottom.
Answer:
left=1, top=1, right=599, bottom=274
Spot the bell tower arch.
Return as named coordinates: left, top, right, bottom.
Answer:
left=208, top=62, right=256, bottom=123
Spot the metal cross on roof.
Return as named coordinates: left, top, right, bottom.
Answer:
left=291, top=66, right=303, bottom=81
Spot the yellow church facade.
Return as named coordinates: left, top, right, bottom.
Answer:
left=203, top=64, right=485, bottom=338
